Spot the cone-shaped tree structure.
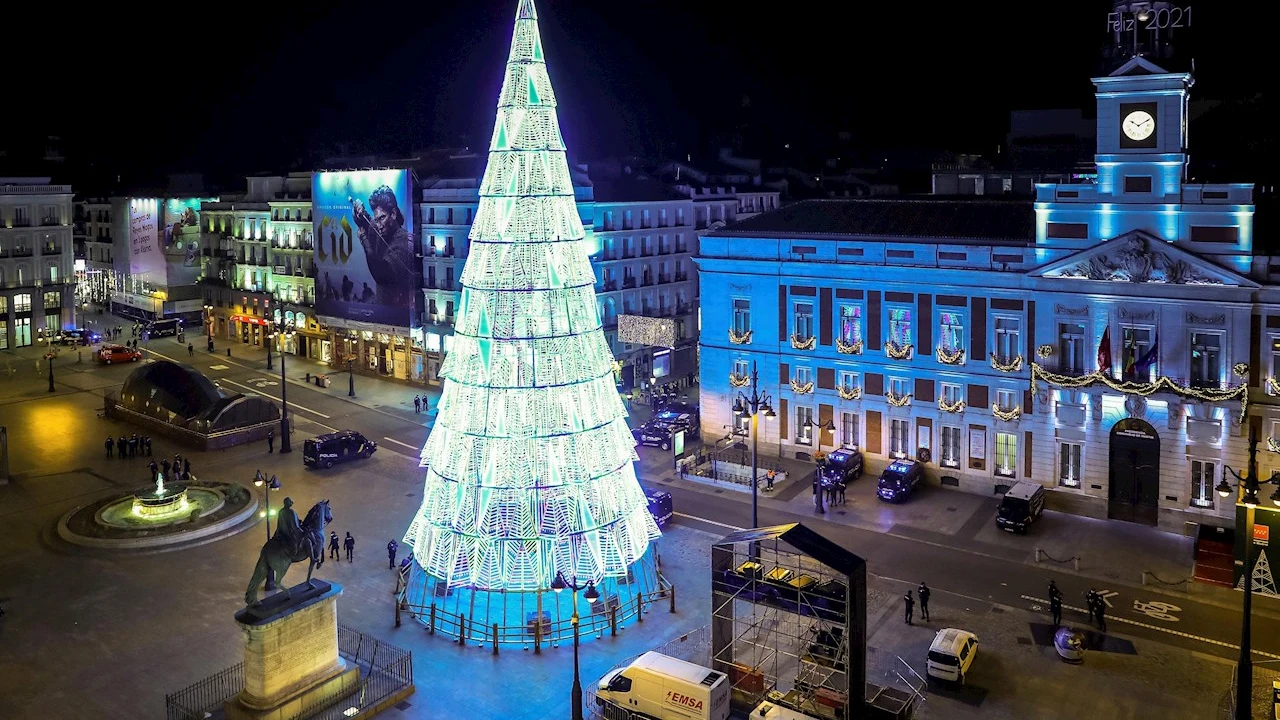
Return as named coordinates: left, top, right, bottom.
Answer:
left=403, top=0, right=660, bottom=592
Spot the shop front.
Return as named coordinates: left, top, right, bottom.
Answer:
left=324, top=321, right=425, bottom=383
left=231, top=314, right=269, bottom=346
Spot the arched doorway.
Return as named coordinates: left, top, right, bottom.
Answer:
left=1108, top=417, right=1161, bottom=525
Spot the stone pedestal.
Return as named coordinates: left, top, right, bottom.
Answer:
left=226, top=580, right=360, bottom=720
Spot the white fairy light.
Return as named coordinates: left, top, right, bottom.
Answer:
left=403, top=0, right=660, bottom=592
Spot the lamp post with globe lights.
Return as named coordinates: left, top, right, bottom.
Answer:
left=551, top=571, right=599, bottom=720
left=254, top=470, right=282, bottom=590
left=267, top=318, right=297, bottom=453
left=731, top=361, right=776, bottom=529
left=1214, top=426, right=1280, bottom=720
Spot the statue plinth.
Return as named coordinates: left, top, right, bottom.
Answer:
left=226, top=580, right=360, bottom=720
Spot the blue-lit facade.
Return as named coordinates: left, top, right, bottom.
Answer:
left=697, top=58, right=1275, bottom=532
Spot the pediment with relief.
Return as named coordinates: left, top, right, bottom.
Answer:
left=1032, top=231, right=1256, bottom=288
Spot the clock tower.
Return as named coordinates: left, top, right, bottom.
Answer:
left=1092, top=55, right=1192, bottom=201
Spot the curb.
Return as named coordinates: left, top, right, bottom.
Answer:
left=56, top=485, right=260, bottom=552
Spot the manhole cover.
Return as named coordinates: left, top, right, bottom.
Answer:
left=395, top=701, right=412, bottom=711
left=1017, top=637, right=1032, bottom=645
left=714, top=489, right=724, bottom=494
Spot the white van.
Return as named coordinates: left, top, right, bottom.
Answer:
left=926, top=628, right=978, bottom=684
left=596, top=652, right=731, bottom=720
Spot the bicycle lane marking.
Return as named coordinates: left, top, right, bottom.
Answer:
left=1021, top=594, right=1280, bottom=659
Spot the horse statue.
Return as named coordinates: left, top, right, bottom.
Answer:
left=244, top=498, right=332, bottom=606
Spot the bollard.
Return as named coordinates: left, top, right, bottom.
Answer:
left=459, top=615, right=468, bottom=646
left=395, top=596, right=402, bottom=627
left=670, top=584, right=677, bottom=614
left=429, top=604, right=436, bottom=635
left=610, top=606, right=618, bottom=637
left=534, top=616, right=542, bottom=654
left=493, top=623, right=499, bottom=655
left=226, top=348, right=231, bottom=357
left=1142, top=571, right=1148, bottom=586
left=1034, top=548, right=1042, bottom=563
left=1073, top=557, right=1080, bottom=571
left=306, top=372, right=311, bottom=382
left=636, top=591, right=643, bottom=623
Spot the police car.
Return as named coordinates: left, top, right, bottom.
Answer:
left=632, top=411, right=698, bottom=451
left=641, top=486, right=673, bottom=527
left=820, top=447, right=864, bottom=488
left=876, top=459, right=924, bottom=502
left=303, top=430, right=378, bottom=469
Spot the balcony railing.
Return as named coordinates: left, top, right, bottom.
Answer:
left=622, top=277, right=637, bottom=289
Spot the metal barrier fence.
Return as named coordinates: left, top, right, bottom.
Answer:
left=164, top=625, right=413, bottom=720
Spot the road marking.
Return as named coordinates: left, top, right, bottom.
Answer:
left=1020, top=595, right=1280, bottom=659
left=1096, top=589, right=1119, bottom=608
left=217, top=378, right=332, bottom=419
left=674, top=512, right=743, bottom=531
left=210, top=364, right=230, bottom=370
left=294, top=416, right=339, bottom=433
left=383, top=437, right=421, bottom=452
left=1133, top=600, right=1182, bottom=622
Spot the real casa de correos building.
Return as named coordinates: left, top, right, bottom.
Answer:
left=697, top=57, right=1273, bottom=532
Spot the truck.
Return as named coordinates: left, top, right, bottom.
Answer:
left=596, top=652, right=730, bottom=720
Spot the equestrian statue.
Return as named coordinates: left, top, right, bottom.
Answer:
left=244, top=497, right=332, bottom=606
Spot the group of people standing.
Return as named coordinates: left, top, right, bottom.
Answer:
left=1046, top=580, right=1106, bottom=631
left=903, top=582, right=931, bottom=625
left=105, top=434, right=151, bottom=460
left=412, top=395, right=430, bottom=414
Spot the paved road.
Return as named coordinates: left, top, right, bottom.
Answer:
left=630, top=453, right=1280, bottom=664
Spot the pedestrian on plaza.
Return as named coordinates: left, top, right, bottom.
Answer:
left=836, top=481, right=846, bottom=505
left=387, top=539, right=399, bottom=568
left=174, top=453, right=182, bottom=470
left=422, top=394, right=430, bottom=414
left=1050, top=592, right=1063, bottom=628
left=129, top=434, right=139, bottom=458
left=188, top=343, right=193, bottom=356
left=765, top=469, right=776, bottom=491
left=1093, top=593, right=1107, bottom=632
left=183, top=458, right=191, bottom=477
left=145, top=436, right=152, bottom=456
left=329, top=531, right=340, bottom=560
left=917, top=582, right=931, bottom=621
left=413, top=395, right=421, bottom=414
left=105, top=436, right=114, bottom=458
left=903, top=590, right=914, bottom=625
left=267, top=430, right=275, bottom=453
left=117, top=436, right=127, bottom=460
left=344, top=532, right=355, bottom=562
left=161, top=459, right=171, bottom=477
left=148, top=460, right=158, bottom=480
left=1085, top=589, right=1099, bottom=627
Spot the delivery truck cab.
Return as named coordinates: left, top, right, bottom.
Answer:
left=596, top=652, right=730, bottom=720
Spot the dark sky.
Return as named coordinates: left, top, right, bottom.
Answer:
left=16, top=0, right=1272, bottom=181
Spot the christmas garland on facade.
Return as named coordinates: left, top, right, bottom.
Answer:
left=789, top=379, right=815, bottom=395
left=790, top=334, right=816, bottom=350
left=729, top=372, right=749, bottom=388
left=835, top=338, right=863, bottom=355
left=990, top=353, right=1024, bottom=372
left=938, top=397, right=966, bottom=413
left=991, top=402, right=1022, bottom=421
left=886, top=390, right=912, bottom=407
left=728, top=328, right=753, bottom=345
left=837, top=385, right=862, bottom=400
left=885, top=340, right=913, bottom=360
left=935, top=345, right=965, bottom=365
left=1030, top=362, right=1250, bottom=422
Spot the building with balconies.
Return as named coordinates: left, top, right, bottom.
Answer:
left=697, top=57, right=1270, bottom=533
left=200, top=174, right=325, bottom=360
left=0, top=178, right=75, bottom=348
left=74, top=197, right=114, bottom=304
left=415, top=156, right=776, bottom=388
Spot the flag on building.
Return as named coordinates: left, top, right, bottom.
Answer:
left=1134, top=334, right=1159, bottom=377
left=1097, top=325, right=1112, bottom=374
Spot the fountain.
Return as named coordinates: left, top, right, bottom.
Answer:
left=130, top=472, right=191, bottom=520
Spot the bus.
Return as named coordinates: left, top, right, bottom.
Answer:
left=148, top=318, right=184, bottom=338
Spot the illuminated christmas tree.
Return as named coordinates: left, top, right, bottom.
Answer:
left=403, top=0, right=660, bottom=597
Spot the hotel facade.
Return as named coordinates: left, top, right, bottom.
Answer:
left=697, top=58, right=1273, bottom=533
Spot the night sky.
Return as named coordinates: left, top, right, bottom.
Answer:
left=17, top=0, right=1273, bottom=182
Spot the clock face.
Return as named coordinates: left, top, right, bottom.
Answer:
left=1123, top=110, right=1155, bottom=141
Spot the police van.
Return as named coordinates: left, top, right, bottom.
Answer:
left=303, top=430, right=377, bottom=469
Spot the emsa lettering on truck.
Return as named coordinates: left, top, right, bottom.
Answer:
left=666, top=691, right=704, bottom=711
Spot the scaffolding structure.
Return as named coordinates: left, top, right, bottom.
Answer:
left=711, top=523, right=923, bottom=719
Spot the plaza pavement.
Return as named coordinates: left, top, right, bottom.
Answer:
left=0, top=322, right=1275, bottom=718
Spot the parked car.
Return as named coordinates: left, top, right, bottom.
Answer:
left=303, top=430, right=377, bottom=469
left=995, top=480, right=1046, bottom=534
left=97, top=344, right=142, bottom=364
left=56, top=328, right=101, bottom=346
left=926, top=628, right=978, bottom=684
left=820, top=447, right=864, bottom=488
left=876, top=459, right=924, bottom=502
left=633, top=412, right=697, bottom=451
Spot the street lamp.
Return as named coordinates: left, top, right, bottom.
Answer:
left=204, top=304, right=214, bottom=351
left=732, top=361, right=777, bottom=529
left=254, top=470, right=282, bottom=590
left=1214, top=426, right=1280, bottom=720
left=268, top=319, right=297, bottom=453
left=551, top=571, right=600, bottom=720
left=806, top=417, right=836, bottom=458
left=347, top=357, right=356, bottom=398
left=45, top=351, right=55, bottom=393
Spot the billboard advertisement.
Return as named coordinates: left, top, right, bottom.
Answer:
left=312, top=170, right=417, bottom=327
left=163, top=198, right=206, bottom=286
left=128, top=198, right=164, bottom=284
